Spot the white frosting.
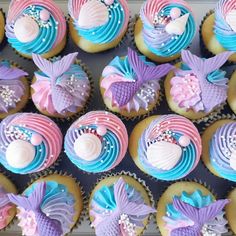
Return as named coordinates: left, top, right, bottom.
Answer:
left=74, top=133, right=102, bottom=161
left=6, top=140, right=35, bottom=169
left=226, top=10, right=236, bottom=33
left=230, top=150, right=236, bottom=171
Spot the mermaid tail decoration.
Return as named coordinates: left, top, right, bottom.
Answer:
left=0, top=63, right=28, bottom=80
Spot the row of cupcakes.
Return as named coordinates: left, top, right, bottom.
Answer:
left=0, top=171, right=236, bottom=236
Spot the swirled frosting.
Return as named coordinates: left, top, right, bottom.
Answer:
left=209, top=121, right=236, bottom=182
left=17, top=181, right=75, bottom=236
left=138, top=114, right=201, bottom=180
left=64, top=111, right=128, bottom=173
left=214, top=0, right=236, bottom=51
left=163, top=190, right=229, bottom=236
left=68, top=0, right=129, bottom=44
left=6, top=0, right=66, bottom=56
left=140, top=0, right=196, bottom=57
left=32, top=53, right=90, bottom=116
left=0, top=113, right=62, bottom=174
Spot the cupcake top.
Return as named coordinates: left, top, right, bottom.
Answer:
left=214, top=0, right=236, bottom=51
left=170, top=50, right=232, bottom=113
left=32, top=53, right=91, bottom=116
left=163, top=190, right=229, bottom=235
left=210, top=121, right=236, bottom=181
left=0, top=61, right=28, bottom=114
left=64, top=111, right=128, bottom=173
left=90, top=177, right=156, bottom=235
left=68, top=0, right=129, bottom=44
left=139, top=0, right=196, bottom=57
left=6, top=0, right=66, bottom=56
left=101, top=48, right=173, bottom=112
left=0, top=113, right=62, bottom=174
left=138, top=114, right=201, bottom=180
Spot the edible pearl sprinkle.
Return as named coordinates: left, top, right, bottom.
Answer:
left=0, top=85, right=20, bottom=107
left=118, top=214, right=136, bottom=236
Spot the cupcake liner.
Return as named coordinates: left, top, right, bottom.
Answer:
left=0, top=9, right=7, bottom=51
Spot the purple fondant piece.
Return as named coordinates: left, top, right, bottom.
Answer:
left=8, top=182, right=63, bottom=236
left=0, top=64, right=28, bottom=80
left=110, top=48, right=173, bottom=107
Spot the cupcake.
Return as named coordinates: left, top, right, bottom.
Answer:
left=201, top=0, right=236, bottom=62
left=165, top=50, right=232, bottom=120
left=0, top=60, right=29, bottom=119
left=5, top=0, right=67, bottom=59
left=7, top=173, right=83, bottom=236
left=226, top=188, right=236, bottom=234
left=0, top=113, right=62, bottom=174
left=157, top=181, right=229, bottom=236
left=64, top=111, right=128, bottom=173
left=129, top=114, right=202, bottom=181
left=68, top=0, right=129, bottom=53
left=228, top=70, right=236, bottom=114
left=0, top=173, right=17, bottom=230
left=32, top=52, right=91, bottom=118
left=89, top=174, right=156, bottom=235
left=100, top=48, right=173, bottom=118
left=0, top=9, right=5, bottom=47
left=202, top=119, right=236, bottom=182
left=134, top=0, right=196, bottom=63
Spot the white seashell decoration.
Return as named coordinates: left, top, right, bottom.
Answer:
left=146, top=141, right=182, bottom=170
left=230, top=150, right=236, bottom=171
left=165, top=13, right=189, bottom=35
left=226, top=10, right=236, bottom=32
left=78, top=0, right=109, bottom=29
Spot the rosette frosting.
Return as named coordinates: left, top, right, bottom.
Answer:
left=101, top=48, right=173, bottom=112
left=170, top=50, right=232, bottom=113
left=6, top=0, right=66, bottom=56
left=210, top=121, right=236, bottom=182
left=139, top=0, right=196, bottom=57
left=0, top=113, right=62, bottom=174
left=68, top=0, right=129, bottom=44
left=138, top=114, right=202, bottom=180
left=32, top=53, right=90, bottom=116
left=64, top=111, right=128, bottom=173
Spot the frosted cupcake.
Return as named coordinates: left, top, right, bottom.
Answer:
left=165, top=50, right=232, bottom=120
left=0, top=60, right=29, bottom=119
left=64, top=111, right=128, bottom=173
left=32, top=52, right=91, bottom=118
left=134, top=0, right=196, bottom=63
left=226, top=188, right=236, bottom=234
left=202, top=119, right=236, bottom=182
left=0, top=9, right=5, bottom=47
left=129, top=114, right=202, bottom=181
left=100, top=48, right=173, bottom=118
left=68, top=0, right=129, bottom=53
left=5, top=0, right=67, bottom=59
left=0, top=113, right=62, bottom=174
left=157, top=181, right=229, bottom=236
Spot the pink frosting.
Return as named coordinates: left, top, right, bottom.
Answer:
left=0, top=204, right=13, bottom=230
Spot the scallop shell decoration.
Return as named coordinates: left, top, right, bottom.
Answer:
left=225, top=10, right=236, bottom=33
left=78, top=0, right=109, bottom=29
left=146, top=141, right=182, bottom=170
left=230, top=150, right=236, bottom=171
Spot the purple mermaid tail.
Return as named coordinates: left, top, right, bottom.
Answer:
left=7, top=182, right=63, bottom=236
left=0, top=63, right=28, bottom=80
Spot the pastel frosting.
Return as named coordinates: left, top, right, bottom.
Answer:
left=210, top=121, right=236, bottom=182
left=101, top=48, right=173, bottom=112
left=6, top=0, right=66, bottom=56
left=90, top=177, right=156, bottom=235
left=64, top=111, right=128, bottom=173
left=138, top=114, right=202, bottom=180
left=0, top=113, right=62, bottom=174
left=0, top=61, right=28, bottom=113
left=170, top=50, right=232, bottom=113
left=68, top=0, right=129, bottom=44
left=163, top=190, right=229, bottom=236
left=214, top=0, right=236, bottom=51
left=140, top=0, right=196, bottom=57
left=32, top=53, right=90, bottom=116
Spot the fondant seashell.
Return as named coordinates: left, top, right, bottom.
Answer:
left=146, top=141, right=182, bottom=170
left=230, top=150, right=236, bottom=171
left=78, top=0, right=109, bottom=29
left=165, top=13, right=189, bottom=35
left=226, top=10, right=236, bottom=32
left=14, top=15, right=39, bottom=43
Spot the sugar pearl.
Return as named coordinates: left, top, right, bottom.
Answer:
left=170, top=7, right=181, bottom=19
left=97, top=125, right=107, bottom=136
left=31, top=133, right=43, bottom=146
left=179, top=135, right=191, bottom=147
left=40, top=9, right=50, bottom=21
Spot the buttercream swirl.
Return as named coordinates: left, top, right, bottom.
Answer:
left=210, top=121, right=236, bottom=182
left=6, top=0, right=66, bottom=56
left=140, top=0, right=196, bottom=57
left=64, top=111, right=128, bottom=173
left=138, top=115, right=202, bottom=180
left=0, top=113, right=62, bottom=174
left=68, top=0, right=129, bottom=44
